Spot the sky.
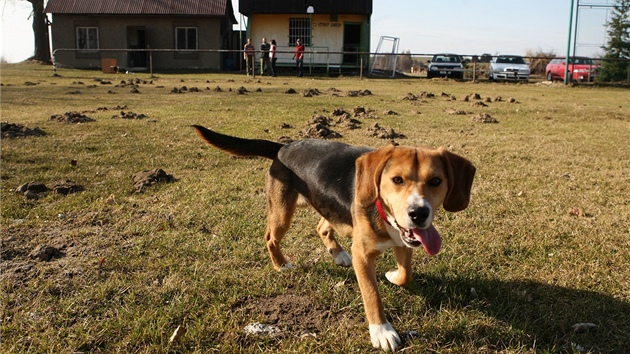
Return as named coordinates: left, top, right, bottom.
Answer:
left=1, top=0, right=613, bottom=63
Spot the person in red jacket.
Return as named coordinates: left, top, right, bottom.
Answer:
left=293, top=39, right=305, bottom=77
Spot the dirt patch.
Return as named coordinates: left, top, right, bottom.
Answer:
left=49, top=111, right=96, bottom=124
left=132, top=169, right=175, bottom=191
left=234, top=294, right=360, bottom=337
left=1, top=209, right=119, bottom=286
left=1, top=122, right=46, bottom=138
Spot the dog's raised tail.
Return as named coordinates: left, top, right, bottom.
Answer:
left=192, top=125, right=283, bottom=160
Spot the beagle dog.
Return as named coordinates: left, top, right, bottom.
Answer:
left=193, top=125, right=475, bottom=351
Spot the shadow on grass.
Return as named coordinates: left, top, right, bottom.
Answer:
left=404, top=274, right=630, bottom=352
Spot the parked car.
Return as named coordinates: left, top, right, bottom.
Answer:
left=489, top=55, right=530, bottom=82
left=545, top=57, right=599, bottom=82
left=427, top=53, right=464, bottom=79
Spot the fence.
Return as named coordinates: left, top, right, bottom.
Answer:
left=51, top=48, right=629, bottom=84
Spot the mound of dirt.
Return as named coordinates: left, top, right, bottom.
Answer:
left=50, top=111, right=95, bottom=124
left=353, top=106, right=378, bottom=119
left=133, top=169, right=175, bottom=191
left=49, top=179, right=85, bottom=195
left=111, top=111, right=147, bottom=119
left=298, top=115, right=342, bottom=139
left=1, top=122, right=46, bottom=138
left=336, top=114, right=361, bottom=130
left=401, top=93, right=418, bottom=100
left=302, top=88, right=321, bottom=97
left=445, top=108, right=467, bottom=115
left=366, top=123, right=406, bottom=139
left=346, top=89, right=372, bottom=97
left=472, top=113, right=499, bottom=123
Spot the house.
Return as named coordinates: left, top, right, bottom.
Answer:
left=238, top=0, right=372, bottom=72
left=45, top=0, right=237, bottom=71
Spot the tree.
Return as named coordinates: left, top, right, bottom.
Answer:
left=599, top=0, right=630, bottom=82
left=396, top=50, right=413, bottom=73
left=25, top=0, right=51, bottom=63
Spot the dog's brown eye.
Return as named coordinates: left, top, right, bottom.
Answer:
left=428, top=178, right=442, bottom=187
left=392, top=177, right=404, bottom=185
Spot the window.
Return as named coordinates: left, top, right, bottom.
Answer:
left=289, top=18, right=311, bottom=46
left=76, top=27, right=99, bottom=50
left=176, top=27, right=198, bottom=50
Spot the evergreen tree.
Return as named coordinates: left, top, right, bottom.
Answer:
left=599, top=0, right=630, bottom=82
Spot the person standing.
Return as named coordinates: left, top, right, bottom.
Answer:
left=243, top=38, right=255, bottom=76
left=260, top=37, right=271, bottom=76
left=269, top=39, right=277, bottom=77
left=293, top=39, right=305, bottom=77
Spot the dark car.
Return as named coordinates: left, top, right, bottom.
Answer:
left=427, top=53, right=464, bottom=79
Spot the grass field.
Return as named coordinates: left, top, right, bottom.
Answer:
left=1, top=61, right=629, bottom=353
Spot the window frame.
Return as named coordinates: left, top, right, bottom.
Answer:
left=288, top=18, right=311, bottom=47
left=175, top=26, right=198, bottom=50
left=76, top=26, right=99, bottom=50
left=174, top=26, right=199, bottom=59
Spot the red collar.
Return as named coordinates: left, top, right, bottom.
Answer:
left=375, top=199, right=391, bottom=225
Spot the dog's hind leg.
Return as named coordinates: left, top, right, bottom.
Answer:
left=264, top=164, right=298, bottom=270
left=316, top=218, right=352, bottom=267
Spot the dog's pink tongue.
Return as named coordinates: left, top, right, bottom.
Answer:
left=414, top=225, right=442, bottom=256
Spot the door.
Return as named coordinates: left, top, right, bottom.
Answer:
left=127, top=27, right=148, bottom=68
left=343, top=23, right=361, bottom=65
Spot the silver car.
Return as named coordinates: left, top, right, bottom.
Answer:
left=489, top=55, right=530, bottom=82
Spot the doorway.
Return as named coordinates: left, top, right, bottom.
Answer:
left=127, top=27, right=148, bottom=69
left=343, top=23, right=361, bottom=65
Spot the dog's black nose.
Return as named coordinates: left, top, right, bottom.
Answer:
left=408, top=206, right=430, bottom=225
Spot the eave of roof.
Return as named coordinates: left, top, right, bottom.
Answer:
left=45, top=0, right=232, bottom=17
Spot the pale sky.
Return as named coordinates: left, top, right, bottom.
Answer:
left=1, top=0, right=612, bottom=63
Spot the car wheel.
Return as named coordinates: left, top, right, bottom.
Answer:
left=488, top=73, right=494, bottom=81
left=546, top=72, right=553, bottom=81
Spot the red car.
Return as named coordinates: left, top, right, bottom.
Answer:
left=546, top=57, right=599, bottom=82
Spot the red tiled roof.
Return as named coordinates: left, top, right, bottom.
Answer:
left=45, top=0, right=229, bottom=16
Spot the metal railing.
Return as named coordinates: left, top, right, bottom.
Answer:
left=51, top=48, right=629, bottom=84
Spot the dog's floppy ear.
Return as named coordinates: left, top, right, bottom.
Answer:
left=440, top=149, right=476, bottom=212
left=355, top=146, right=395, bottom=207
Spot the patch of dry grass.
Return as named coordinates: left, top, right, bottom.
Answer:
left=1, top=61, right=629, bottom=353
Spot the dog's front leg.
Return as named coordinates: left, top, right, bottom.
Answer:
left=352, top=241, right=401, bottom=351
left=386, top=246, right=413, bottom=287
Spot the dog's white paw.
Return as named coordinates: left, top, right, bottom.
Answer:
left=280, top=263, right=294, bottom=270
left=369, top=322, right=400, bottom=351
left=333, top=250, right=352, bottom=267
left=385, top=270, right=399, bottom=284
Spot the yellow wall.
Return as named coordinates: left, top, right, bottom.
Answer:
left=248, top=14, right=366, bottom=66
